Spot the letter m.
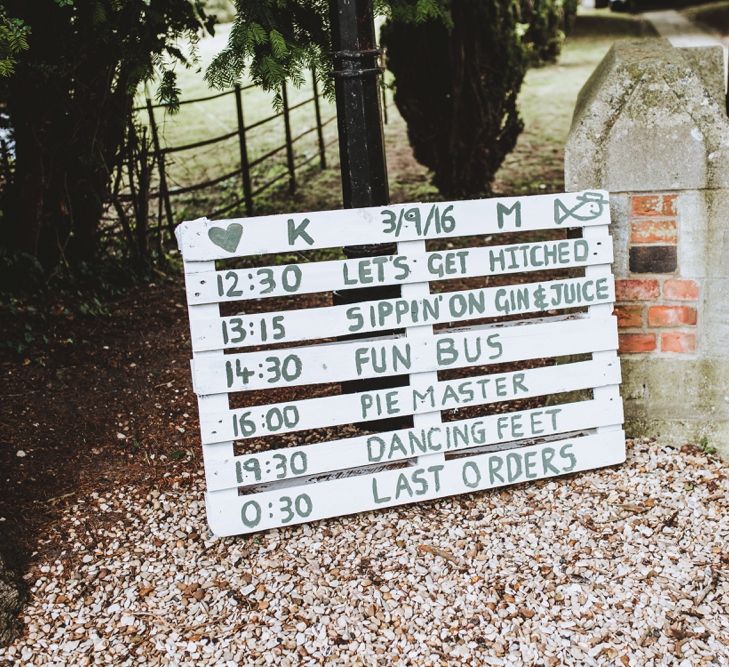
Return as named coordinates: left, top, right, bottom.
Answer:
left=497, top=201, right=521, bottom=230
left=412, top=386, right=435, bottom=411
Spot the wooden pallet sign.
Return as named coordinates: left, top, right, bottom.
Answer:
left=176, top=191, right=625, bottom=537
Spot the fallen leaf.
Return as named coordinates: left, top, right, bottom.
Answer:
left=417, top=543, right=464, bottom=568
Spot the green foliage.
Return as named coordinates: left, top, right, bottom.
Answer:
left=520, top=0, right=576, bottom=65
left=157, top=69, right=183, bottom=112
left=381, top=0, right=526, bottom=198
left=206, top=0, right=331, bottom=100
left=206, top=0, right=446, bottom=99
left=1, top=0, right=217, bottom=279
left=0, top=247, right=44, bottom=294
left=698, top=436, right=717, bottom=456
left=0, top=7, right=29, bottom=78
left=385, top=0, right=451, bottom=24
left=563, top=0, right=578, bottom=34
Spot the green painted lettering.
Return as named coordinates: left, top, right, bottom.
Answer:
left=506, top=452, right=523, bottom=482
left=488, top=455, right=505, bottom=483
left=497, top=201, right=522, bottom=230
left=393, top=256, right=411, bottom=280
left=411, top=469, right=428, bottom=495
left=287, top=218, right=314, bottom=246
left=412, top=386, right=435, bottom=410
left=596, top=277, right=610, bottom=300
left=436, top=337, right=457, bottom=366
left=342, top=263, right=358, bottom=285
left=395, top=473, right=413, bottom=499
left=367, top=437, right=385, bottom=462
left=372, top=477, right=391, bottom=504
left=560, top=444, right=577, bottom=472
left=462, top=461, right=481, bottom=488
left=541, top=447, right=559, bottom=474
left=574, top=239, right=589, bottom=262
left=428, top=465, right=444, bottom=492
left=346, top=306, right=364, bottom=333
left=487, top=333, right=503, bottom=359
left=358, top=261, right=373, bottom=284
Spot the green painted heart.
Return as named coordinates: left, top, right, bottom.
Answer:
left=208, top=223, right=243, bottom=253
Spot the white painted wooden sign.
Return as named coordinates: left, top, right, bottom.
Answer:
left=176, top=190, right=625, bottom=537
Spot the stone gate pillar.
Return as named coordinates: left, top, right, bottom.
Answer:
left=565, top=39, right=729, bottom=457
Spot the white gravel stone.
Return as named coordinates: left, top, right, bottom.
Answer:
left=0, top=439, right=727, bottom=665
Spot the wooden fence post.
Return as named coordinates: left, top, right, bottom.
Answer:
left=379, top=52, right=388, bottom=125
left=234, top=84, right=254, bottom=216
left=145, top=98, right=175, bottom=234
left=281, top=82, right=297, bottom=194
left=311, top=70, right=327, bottom=169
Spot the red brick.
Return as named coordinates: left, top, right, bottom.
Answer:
left=662, top=194, right=677, bottom=216
left=619, top=333, right=656, bottom=353
left=615, top=279, right=659, bottom=301
left=648, top=305, right=697, bottom=327
left=614, top=305, right=643, bottom=328
left=631, top=195, right=663, bottom=217
left=663, top=279, right=699, bottom=301
left=661, top=332, right=697, bottom=353
left=630, top=219, right=677, bottom=245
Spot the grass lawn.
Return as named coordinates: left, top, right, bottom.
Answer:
left=493, top=9, right=656, bottom=195
left=137, top=23, right=338, bottom=220
left=136, top=8, right=656, bottom=223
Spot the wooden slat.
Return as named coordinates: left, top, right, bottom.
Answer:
left=190, top=274, right=615, bottom=351
left=204, top=430, right=626, bottom=536
left=583, top=224, right=624, bottom=436
left=204, top=395, right=624, bottom=491
left=199, top=356, right=621, bottom=444
left=176, top=190, right=625, bottom=537
left=182, top=259, right=237, bottom=528
left=175, top=190, right=611, bottom=260
left=191, top=315, right=619, bottom=394
left=186, top=237, right=613, bottom=304
left=398, top=237, right=444, bottom=471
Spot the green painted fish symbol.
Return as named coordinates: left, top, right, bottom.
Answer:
left=554, top=192, right=608, bottom=225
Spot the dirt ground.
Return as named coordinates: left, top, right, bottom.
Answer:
left=0, top=283, right=202, bottom=565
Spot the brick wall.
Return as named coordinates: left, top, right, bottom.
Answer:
left=614, top=194, right=699, bottom=356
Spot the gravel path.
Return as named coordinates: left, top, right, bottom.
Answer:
left=1, top=439, right=727, bottom=666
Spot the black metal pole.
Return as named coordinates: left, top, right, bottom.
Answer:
left=330, top=0, right=408, bottom=428
left=330, top=0, right=389, bottom=211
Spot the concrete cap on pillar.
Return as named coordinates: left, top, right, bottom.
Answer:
left=565, top=38, right=729, bottom=192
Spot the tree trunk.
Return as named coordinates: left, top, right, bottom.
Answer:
left=6, top=76, right=71, bottom=271
left=3, top=1, right=130, bottom=273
